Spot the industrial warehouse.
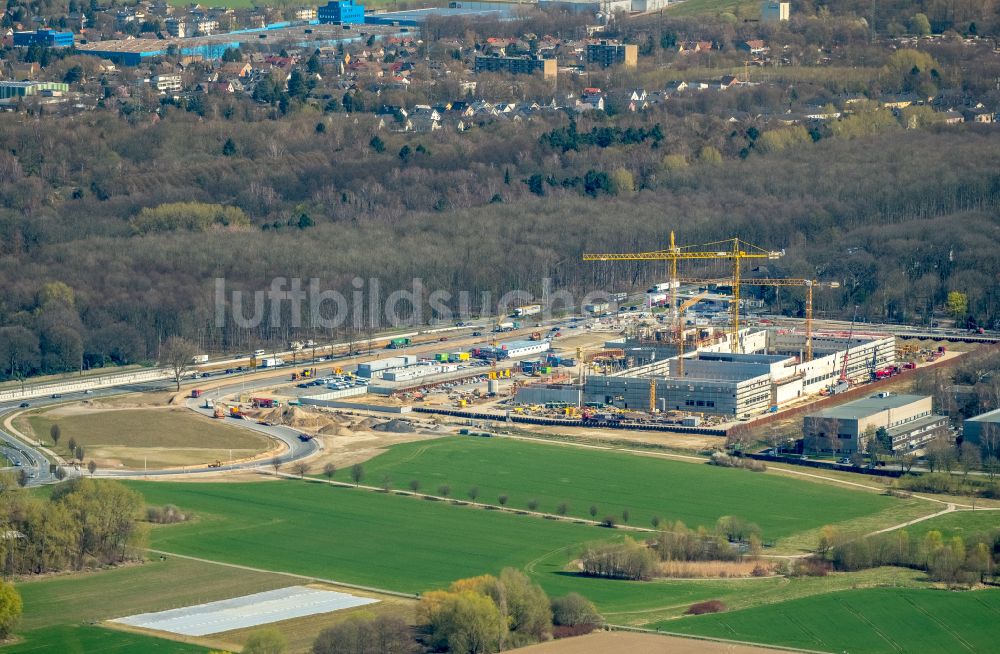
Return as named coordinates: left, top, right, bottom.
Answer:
left=580, top=327, right=896, bottom=418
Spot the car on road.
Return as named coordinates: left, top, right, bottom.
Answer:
left=838, top=457, right=852, bottom=465
left=84, top=389, right=93, bottom=394
left=19, top=402, right=29, bottom=408
left=51, top=394, right=62, bottom=398
left=201, top=372, right=211, bottom=378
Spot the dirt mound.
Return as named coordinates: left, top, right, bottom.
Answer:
left=319, top=423, right=354, bottom=437
left=257, top=408, right=284, bottom=424
left=355, top=417, right=381, bottom=430
left=373, top=419, right=415, bottom=433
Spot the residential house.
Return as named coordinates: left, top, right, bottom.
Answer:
left=962, top=107, right=994, bottom=123
left=678, top=41, right=713, bottom=55
left=739, top=39, right=768, bottom=55
left=220, top=62, right=252, bottom=78
left=718, top=75, right=743, bottom=90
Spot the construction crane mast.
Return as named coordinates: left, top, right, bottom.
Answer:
left=583, top=232, right=784, bottom=353
left=682, top=277, right=840, bottom=362
left=673, top=289, right=713, bottom=377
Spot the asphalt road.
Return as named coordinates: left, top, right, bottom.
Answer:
left=0, top=371, right=321, bottom=485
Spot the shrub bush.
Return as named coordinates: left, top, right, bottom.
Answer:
left=686, top=600, right=726, bottom=615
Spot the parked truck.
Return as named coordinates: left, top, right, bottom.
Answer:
left=495, top=321, right=520, bottom=332
left=513, top=304, right=542, bottom=317
left=190, top=389, right=203, bottom=398
left=192, top=354, right=209, bottom=364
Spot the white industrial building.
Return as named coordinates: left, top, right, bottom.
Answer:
left=631, top=0, right=668, bottom=11
left=761, top=0, right=789, bottom=21
left=538, top=0, right=632, bottom=20
left=583, top=329, right=897, bottom=417
left=357, top=355, right=418, bottom=378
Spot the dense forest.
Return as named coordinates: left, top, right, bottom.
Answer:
left=1, top=1, right=999, bottom=379
left=0, top=101, right=997, bottom=379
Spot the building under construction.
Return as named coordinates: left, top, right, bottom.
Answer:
left=583, top=328, right=896, bottom=418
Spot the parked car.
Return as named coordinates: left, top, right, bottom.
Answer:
left=471, top=331, right=483, bottom=337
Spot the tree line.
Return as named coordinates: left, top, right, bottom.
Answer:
left=1, top=74, right=999, bottom=378
left=0, top=476, right=147, bottom=577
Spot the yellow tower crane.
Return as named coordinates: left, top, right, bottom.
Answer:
left=681, top=277, right=840, bottom=362
left=673, top=289, right=713, bottom=378
left=583, top=232, right=784, bottom=353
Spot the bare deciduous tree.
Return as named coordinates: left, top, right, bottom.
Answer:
left=160, top=336, right=199, bottom=392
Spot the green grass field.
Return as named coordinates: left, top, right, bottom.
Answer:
left=665, top=0, right=756, bottom=17
left=331, top=437, right=896, bottom=540
left=658, top=587, right=1000, bottom=653
left=902, top=510, right=1000, bottom=539
left=22, top=408, right=269, bottom=469
left=1, top=625, right=208, bottom=654
left=15, top=556, right=296, bottom=632
left=132, top=480, right=618, bottom=595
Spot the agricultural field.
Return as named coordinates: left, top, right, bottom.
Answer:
left=329, top=437, right=903, bottom=542
left=1, top=625, right=209, bottom=654
left=19, top=406, right=271, bottom=469
left=14, top=556, right=296, bottom=632
left=131, top=480, right=619, bottom=595
left=658, top=587, right=1000, bottom=654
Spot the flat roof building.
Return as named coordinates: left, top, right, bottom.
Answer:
left=583, top=329, right=896, bottom=418
left=77, top=38, right=241, bottom=65
left=586, top=41, right=638, bottom=68
left=13, top=29, right=74, bottom=48
left=761, top=1, right=789, bottom=21
left=318, top=0, right=365, bottom=24
left=963, top=408, right=1000, bottom=447
left=474, top=55, right=557, bottom=80
left=804, top=393, right=949, bottom=455
left=0, top=81, right=70, bottom=99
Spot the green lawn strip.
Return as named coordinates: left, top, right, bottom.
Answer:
left=772, top=498, right=941, bottom=554
left=14, top=556, right=297, bottom=632
left=665, top=0, right=754, bottom=16
left=653, top=586, right=1000, bottom=654
left=0, top=625, right=208, bottom=654
left=901, top=509, right=1000, bottom=539
left=329, top=437, right=894, bottom=540
left=130, top=480, right=619, bottom=595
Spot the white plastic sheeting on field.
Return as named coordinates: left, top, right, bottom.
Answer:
left=112, top=586, right=378, bottom=636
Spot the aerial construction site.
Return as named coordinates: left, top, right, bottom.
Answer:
left=214, top=232, right=963, bottom=443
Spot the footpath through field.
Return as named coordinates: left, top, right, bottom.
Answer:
left=145, top=548, right=417, bottom=599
